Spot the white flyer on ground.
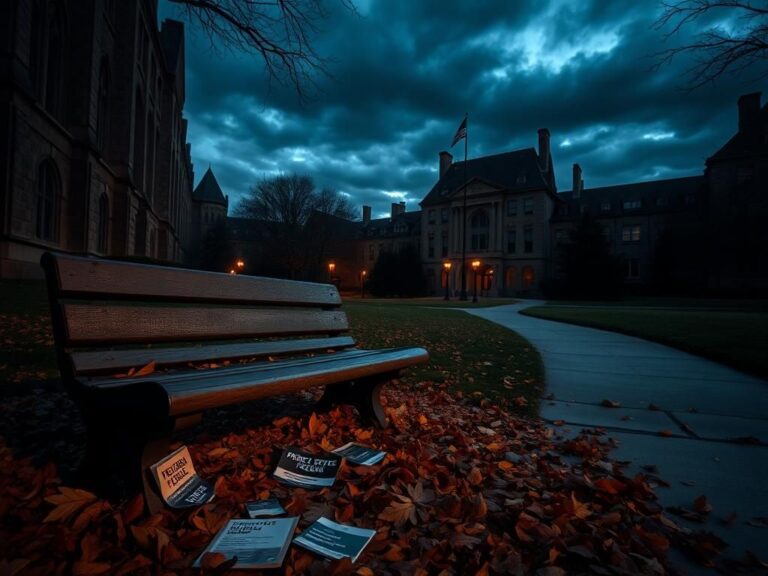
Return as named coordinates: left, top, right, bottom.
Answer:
left=193, top=517, right=299, bottom=569
left=332, top=442, right=386, bottom=466
left=149, top=445, right=214, bottom=508
left=293, top=517, right=376, bottom=563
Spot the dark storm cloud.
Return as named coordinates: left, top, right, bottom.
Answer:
left=159, top=0, right=764, bottom=216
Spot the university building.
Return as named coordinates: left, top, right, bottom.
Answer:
left=348, top=92, right=766, bottom=297
left=0, top=0, right=221, bottom=278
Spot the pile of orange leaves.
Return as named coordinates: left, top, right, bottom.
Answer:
left=0, top=382, right=730, bottom=575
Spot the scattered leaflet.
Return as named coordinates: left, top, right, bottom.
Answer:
left=246, top=498, right=286, bottom=518
left=273, top=447, right=340, bottom=488
left=293, top=517, right=376, bottom=563
left=332, top=442, right=386, bottom=466
left=149, top=445, right=214, bottom=508
left=193, top=517, right=299, bottom=569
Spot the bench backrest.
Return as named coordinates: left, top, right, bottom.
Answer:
left=41, top=252, right=354, bottom=382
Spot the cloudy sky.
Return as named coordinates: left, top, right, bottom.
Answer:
left=158, top=0, right=764, bottom=219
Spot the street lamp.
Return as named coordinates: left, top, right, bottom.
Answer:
left=360, top=269, right=367, bottom=298
left=236, top=259, right=245, bottom=269
left=443, top=261, right=452, bottom=300
left=471, top=259, right=481, bottom=303
left=229, top=269, right=236, bottom=275
left=328, top=261, right=336, bottom=284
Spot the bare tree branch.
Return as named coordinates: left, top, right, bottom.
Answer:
left=652, top=0, right=768, bottom=89
left=168, top=0, right=357, bottom=100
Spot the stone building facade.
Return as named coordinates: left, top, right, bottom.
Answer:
left=420, top=129, right=558, bottom=297
left=0, top=0, right=209, bottom=278
left=350, top=91, right=764, bottom=297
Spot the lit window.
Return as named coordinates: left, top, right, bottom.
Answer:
left=523, top=197, right=534, bottom=215
left=622, top=225, right=641, bottom=242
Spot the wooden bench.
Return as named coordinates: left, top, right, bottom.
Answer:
left=41, top=252, right=428, bottom=510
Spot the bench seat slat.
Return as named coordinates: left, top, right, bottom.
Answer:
left=85, top=348, right=387, bottom=387
left=43, top=253, right=341, bottom=306
left=84, top=347, right=428, bottom=417
left=166, top=346, right=427, bottom=416
left=62, top=304, right=349, bottom=345
left=70, top=336, right=357, bottom=375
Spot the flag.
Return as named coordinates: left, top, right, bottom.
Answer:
left=451, top=116, right=467, bottom=147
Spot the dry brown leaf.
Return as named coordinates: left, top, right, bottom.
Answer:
left=43, top=486, right=98, bottom=523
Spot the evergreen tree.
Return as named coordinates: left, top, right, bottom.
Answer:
left=556, top=213, right=624, bottom=300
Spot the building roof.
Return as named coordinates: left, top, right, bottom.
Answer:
left=421, top=148, right=551, bottom=206
left=363, top=211, right=421, bottom=239
left=553, top=175, right=706, bottom=221
left=708, top=100, right=768, bottom=162
left=193, top=167, right=228, bottom=206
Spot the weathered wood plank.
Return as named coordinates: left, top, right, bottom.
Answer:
left=42, top=252, right=341, bottom=306
left=164, top=347, right=428, bottom=416
left=81, top=347, right=428, bottom=416
left=62, top=304, right=349, bottom=345
left=70, top=336, right=357, bottom=375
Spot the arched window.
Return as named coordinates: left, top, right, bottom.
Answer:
left=132, top=88, right=145, bottom=190
left=44, top=5, right=65, bottom=119
left=97, top=192, right=109, bottom=253
left=522, top=265, right=535, bottom=289
left=505, top=266, right=517, bottom=290
left=97, top=58, right=110, bottom=152
left=29, top=0, right=44, bottom=97
left=35, top=159, right=60, bottom=242
left=148, top=228, right=156, bottom=259
left=470, top=209, right=489, bottom=250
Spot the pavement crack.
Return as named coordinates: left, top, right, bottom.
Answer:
left=665, top=411, right=699, bottom=439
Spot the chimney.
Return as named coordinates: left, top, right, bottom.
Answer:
left=738, top=92, right=761, bottom=136
left=572, top=163, right=583, bottom=199
left=362, top=205, right=371, bottom=226
left=390, top=203, right=400, bottom=220
left=399, top=201, right=406, bottom=214
left=538, top=128, right=551, bottom=171
left=439, top=151, right=453, bottom=178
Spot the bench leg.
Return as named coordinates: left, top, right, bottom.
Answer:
left=141, top=436, right=170, bottom=515
left=318, top=374, right=392, bottom=428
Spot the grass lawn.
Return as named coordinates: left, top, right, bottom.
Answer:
left=345, top=301, right=544, bottom=415
left=521, top=305, right=768, bottom=379
left=0, top=281, right=544, bottom=415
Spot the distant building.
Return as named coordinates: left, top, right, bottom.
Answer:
left=0, top=0, right=219, bottom=278
left=420, top=129, right=558, bottom=296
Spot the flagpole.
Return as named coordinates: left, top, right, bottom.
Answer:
left=459, top=113, right=468, bottom=301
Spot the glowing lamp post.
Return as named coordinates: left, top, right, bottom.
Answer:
left=328, top=261, right=336, bottom=284
left=236, top=259, right=245, bottom=270
left=443, top=261, right=452, bottom=301
left=229, top=269, right=236, bottom=275
left=360, top=269, right=367, bottom=298
left=471, top=259, right=481, bottom=303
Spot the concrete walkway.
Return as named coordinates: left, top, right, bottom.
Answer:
left=465, top=302, right=768, bottom=570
